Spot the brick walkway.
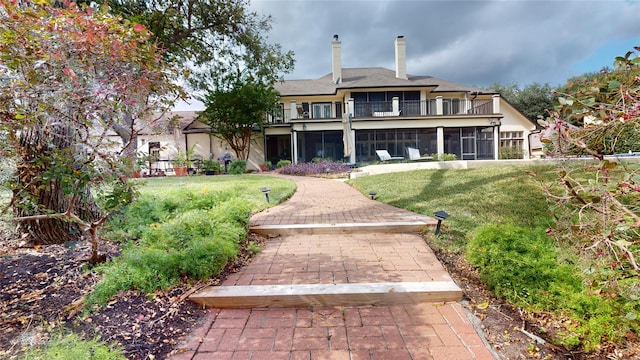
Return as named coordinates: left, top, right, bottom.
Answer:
left=171, top=175, right=495, bottom=360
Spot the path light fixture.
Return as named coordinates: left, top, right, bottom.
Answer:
left=261, top=187, right=271, bottom=203
left=368, top=190, right=377, bottom=200
left=433, top=210, right=449, bottom=235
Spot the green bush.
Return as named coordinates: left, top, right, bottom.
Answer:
left=432, top=153, right=457, bottom=161
left=228, top=159, right=247, bottom=174
left=89, top=194, right=251, bottom=306
left=276, top=159, right=291, bottom=168
left=23, top=333, right=124, bottom=360
left=499, top=146, right=524, bottom=159
left=466, top=224, right=581, bottom=309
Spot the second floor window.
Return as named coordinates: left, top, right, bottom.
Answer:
left=312, top=103, right=332, bottom=118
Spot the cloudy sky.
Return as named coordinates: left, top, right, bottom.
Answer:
left=252, top=0, right=639, bottom=85
left=178, top=0, right=640, bottom=110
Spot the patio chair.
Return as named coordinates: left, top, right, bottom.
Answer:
left=376, top=150, right=403, bottom=161
left=406, top=147, right=433, bottom=161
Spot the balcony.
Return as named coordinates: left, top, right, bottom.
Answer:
left=266, top=97, right=497, bottom=124
left=354, top=99, right=494, bottom=118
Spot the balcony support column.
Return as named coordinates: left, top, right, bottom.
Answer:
left=436, top=96, right=443, bottom=115
left=392, top=97, right=400, bottom=115
left=437, top=127, right=444, bottom=156
left=292, top=130, right=298, bottom=164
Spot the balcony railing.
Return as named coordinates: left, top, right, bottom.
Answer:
left=266, top=98, right=495, bottom=124
left=355, top=99, right=494, bottom=118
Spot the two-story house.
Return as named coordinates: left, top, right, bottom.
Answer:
left=264, top=35, right=537, bottom=166
left=163, top=35, right=537, bottom=172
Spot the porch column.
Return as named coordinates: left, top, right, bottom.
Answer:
left=437, top=127, right=444, bottom=156
left=349, top=129, right=356, bottom=164
left=492, top=94, right=500, bottom=114
left=290, top=100, right=298, bottom=119
left=493, top=126, right=500, bottom=160
left=436, top=96, right=443, bottom=115
left=392, top=97, right=399, bottom=115
left=292, top=131, right=298, bottom=164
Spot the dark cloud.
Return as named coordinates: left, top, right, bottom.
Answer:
left=251, top=0, right=640, bottom=88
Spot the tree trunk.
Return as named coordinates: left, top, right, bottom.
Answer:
left=14, top=126, right=102, bottom=245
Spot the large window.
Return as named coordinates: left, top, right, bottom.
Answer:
left=355, top=128, right=436, bottom=162
left=500, top=131, right=524, bottom=159
left=444, top=127, right=494, bottom=160
left=297, top=131, right=343, bottom=162
left=312, top=103, right=332, bottom=119
left=352, top=91, right=420, bottom=117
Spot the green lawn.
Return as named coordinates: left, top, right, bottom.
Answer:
left=349, top=164, right=555, bottom=252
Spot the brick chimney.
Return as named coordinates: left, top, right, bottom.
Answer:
left=332, top=34, right=342, bottom=84
left=395, top=35, right=407, bottom=79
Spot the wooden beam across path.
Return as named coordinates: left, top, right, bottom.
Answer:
left=249, top=221, right=434, bottom=236
left=189, top=281, right=462, bottom=308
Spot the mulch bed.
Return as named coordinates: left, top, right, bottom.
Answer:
left=0, top=234, right=264, bottom=359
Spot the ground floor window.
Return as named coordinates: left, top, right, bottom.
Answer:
left=499, top=131, right=524, bottom=159
left=355, top=128, right=437, bottom=162
left=265, top=134, right=291, bottom=165
left=444, top=127, right=494, bottom=160
left=296, top=131, right=344, bottom=162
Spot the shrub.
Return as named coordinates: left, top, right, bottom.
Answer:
left=432, top=153, right=457, bottom=161
left=276, top=161, right=351, bottom=176
left=466, top=224, right=581, bottom=309
left=276, top=159, right=291, bottom=168
left=88, top=194, right=251, bottom=306
left=499, top=146, right=524, bottom=159
left=228, top=159, right=247, bottom=174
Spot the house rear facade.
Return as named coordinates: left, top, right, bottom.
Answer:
left=158, top=35, right=537, bottom=172
left=263, top=35, right=537, bottom=166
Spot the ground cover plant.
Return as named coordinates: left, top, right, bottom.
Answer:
left=0, top=175, right=296, bottom=359
left=349, top=163, right=640, bottom=357
left=93, top=175, right=296, bottom=305
left=276, top=160, right=351, bottom=176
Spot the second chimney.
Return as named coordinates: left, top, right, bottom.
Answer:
left=395, top=35, right=407, bottom=80
left=332, top=34, right=342, bottom=84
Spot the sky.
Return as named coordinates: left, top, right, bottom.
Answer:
left=177, top=0, right=640, bottom=110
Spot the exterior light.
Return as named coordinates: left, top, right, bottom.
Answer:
left=368, top=190, right=377, bottom=200
left=433, top=210, right=449, bottom=235
left=261, top=187, right=271, bottom=203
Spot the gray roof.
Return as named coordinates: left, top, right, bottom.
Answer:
left=275, top=67, right=490, bottom=96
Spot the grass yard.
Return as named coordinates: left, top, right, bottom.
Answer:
left=350, top=164, right=555, bottom=252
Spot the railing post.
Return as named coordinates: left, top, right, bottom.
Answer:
left=492, top=94, right=500, bottom=114
left=290, top=100, right=297, bottom=119
left=392, top=97, right=399, bottom=115
left=348, top=98, right=355, bottom=117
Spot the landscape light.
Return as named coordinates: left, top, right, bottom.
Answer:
left=433, top=210, right=449, bottom=235
left=261, top=187, right=271, bottom=203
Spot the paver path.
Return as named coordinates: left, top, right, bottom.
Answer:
left=172, top=175, right=495, bottom=360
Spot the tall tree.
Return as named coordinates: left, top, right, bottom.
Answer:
left=487, top=82, right=556, bottom=122
left=198, top=72, right=280, bottom=160
left=79, top=0, right=294, bottom=154
left=0, top=0, right=180, bottom=251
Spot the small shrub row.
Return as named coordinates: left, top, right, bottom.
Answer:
left=276, top=160, right=351, bottom=176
